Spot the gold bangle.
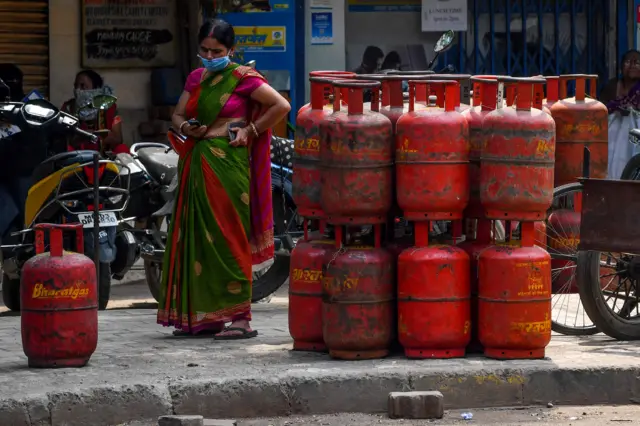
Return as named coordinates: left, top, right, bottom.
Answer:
left=249, top=123, right=259, bottom=138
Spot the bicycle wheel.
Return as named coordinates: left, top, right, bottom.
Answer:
left=543, top=182, right=599, bottom=335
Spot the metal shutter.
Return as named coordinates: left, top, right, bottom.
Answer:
left=0, top=1, right=49, bottom=96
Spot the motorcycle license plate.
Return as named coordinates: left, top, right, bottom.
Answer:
left=77, top=212, right=118, bottom=228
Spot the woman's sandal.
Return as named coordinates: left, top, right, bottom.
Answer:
left=213, top=327, right=258, bottom=340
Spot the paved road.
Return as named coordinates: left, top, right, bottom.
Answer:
left=125, top=405, right=640, bottom=425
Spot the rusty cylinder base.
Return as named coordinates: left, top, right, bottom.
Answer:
left=293, top=340, right=327, bottom=352
left=329, top=349, right=389, bottom=360
left=28, top=357, right=89, bottom=369
left=404, top=348, right=465, bottom=359
left=484, top=347, right=545, bottom=360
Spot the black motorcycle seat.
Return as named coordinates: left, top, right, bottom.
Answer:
left=270, top=136, right=293, bottom=169
left=137, top=147, right=178, bottom=185
left=32, top=150, right=100, bottom=183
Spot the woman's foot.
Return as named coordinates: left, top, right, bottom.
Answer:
left=213, top=319, right=258, bottom=340
left=172, top=324, right=223, bottom=337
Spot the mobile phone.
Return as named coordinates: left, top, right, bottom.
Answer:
left=228, top=121, right=247, bottom=140
left=187, top=118, right=201, bottom=127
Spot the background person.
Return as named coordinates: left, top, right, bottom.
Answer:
left=62, top=70, right=127, bottom=154
left=602, top=50, right=640, bottom=179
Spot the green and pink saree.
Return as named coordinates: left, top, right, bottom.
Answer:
left=157, top=64, right=274, bottom=333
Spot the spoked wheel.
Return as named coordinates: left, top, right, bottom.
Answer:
left=541, top=182, right=599, bottom=336
left=578, top=250, right=640, bottom=340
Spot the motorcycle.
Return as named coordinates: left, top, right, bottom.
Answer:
left=0, top=97, right=135, bottom=311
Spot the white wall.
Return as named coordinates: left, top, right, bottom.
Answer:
left=304, top=0, right=346, bottom=102
left=49, top=0, right=155, bottom=143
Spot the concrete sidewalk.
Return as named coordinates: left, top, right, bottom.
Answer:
left=1, top=285, right=640, bottom=426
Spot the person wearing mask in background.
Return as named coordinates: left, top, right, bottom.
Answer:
left=380, top=51, right=402, bottom=72
left=353, top=46, right=384, bottom=102
left=353, top=45, right=384, bottom=75
left=601, top=49, right=640, bottom=179
left=61, top=69, right=128, bottom=154
left=159, top=18, right=290, bottom=339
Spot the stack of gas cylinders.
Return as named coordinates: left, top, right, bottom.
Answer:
left=289, top=70, right=607, bottom=361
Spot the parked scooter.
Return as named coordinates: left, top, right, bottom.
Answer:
left=0, top=98, right=135, bottom=311
left=620, top=129, right=640, bottom=180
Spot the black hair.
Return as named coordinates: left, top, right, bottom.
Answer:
left=198, top=18, right=235, bottom=49
left=361, top=46, right=384, bottom=69
left=76, top=69, right=104, bottom=89
left=381, top=51, right=402, bottom=70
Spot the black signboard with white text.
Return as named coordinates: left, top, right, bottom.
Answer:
left=81, top=0, right=177, bottom=68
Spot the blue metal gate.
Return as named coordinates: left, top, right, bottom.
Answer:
left=439, top=0, right=626, bottom=93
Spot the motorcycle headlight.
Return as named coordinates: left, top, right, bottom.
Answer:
left=109, top=195, right=123, bottom=204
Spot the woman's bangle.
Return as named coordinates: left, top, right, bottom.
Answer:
left=179, top=120, right=189, bottom=134
left=249, top=122, right=260, bottom=138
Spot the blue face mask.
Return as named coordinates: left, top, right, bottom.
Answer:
left=199, top=55, right=230, bottom=72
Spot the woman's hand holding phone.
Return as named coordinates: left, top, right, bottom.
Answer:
left=182, top=119, right=207, bottom=139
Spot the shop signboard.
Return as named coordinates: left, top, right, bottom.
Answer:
left=234, top=26, right=287, bottom=52
left=347, top=0, right=420, bottom=12
left=421, top=0, right=468, bottom=32
left=81, top=0, right=177, bottom=68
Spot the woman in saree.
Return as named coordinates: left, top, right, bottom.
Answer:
left=157, top=19, right=291, bottom=339
left=601, top=49, right=640, bottom=179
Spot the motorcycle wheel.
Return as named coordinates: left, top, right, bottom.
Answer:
left=620, top=153, right=640, bottom=180
left=251, top=188, right=292, bottom=302
left=578, top=250, right=640, bottom=340
left=98, top=262, right=111, bottom=311
left=1, top=273, right=20, bottom=311
left=144, top=260, right=162, bottom=303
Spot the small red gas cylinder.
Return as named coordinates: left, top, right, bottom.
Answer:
left=320, top=80, right=394, bottom=225
left=456, top=219, right=493, bottom=353
left=480, top=77, right=556, bottom=221
left=551, top=74, right=608, bottom=185
left=322, top=245, right=395, bottom=359
left=478, top=224, right=552, bottom=359
left=396, top=80, right=470, bottom=220
left=297, top=71, right=355, bottom=116
left=463, top=76, right=498, bottom=218
left=398, top=222, right=470, bottom=358
left=288, top=239, right=335, bottom=351
left=21, top=224, right=98, bottom=368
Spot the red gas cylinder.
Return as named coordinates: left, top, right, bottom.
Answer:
left=463, top=76, right=498, bottom=218
left=320, top=80, right=394, bottom=224
left=542, top=76, right=559, bottom=111
left=288, top=239, right=335, bottom=351
left=478, top=241, right=552, bottom=359
left=294, top=77, right=339, bottom=219
left=456, top=219, right=493, bottom=353
left=297, top=71, right=355, bottom=116
left=21, top=224, right=98, bottom=368
left=378, top=75, right=433, bottom=130
left=551, top=74, right=608, bottom=186
left=480, top=77, right=556, bottom=221
left=398, top=222, right=470, bottom=358
left=322, top=245, right=395, bottom=359
left=396, top=80, right=470, bottom=220
left=426, top=74, right=473, bottom=112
